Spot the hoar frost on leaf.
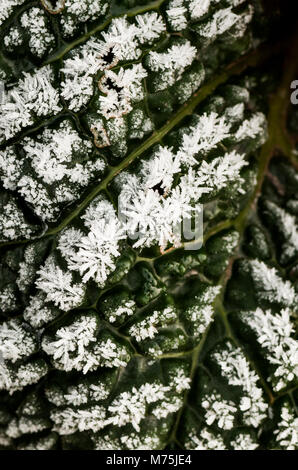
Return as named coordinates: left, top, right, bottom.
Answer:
left=98, top=64, right=147, bottom=119
left=58, top=197, right=126, bottom=286
left=35, top=256, right=85, bottom=311
left=19, top=7, right=55, bottom=57
left=235, top=112, right=267, bottom=142
left=240, top=308, right=298, bottom=391
left=41, top=314, right=98, bottom=373
left=0, top=285, right=18, bottom=313
left=263, top=200, right=298, bottom=263
left=230, top=433, right=259, bottom=450
left=0, top=360, right=48, bottom=394
left=0, top=121, right=106, bottom=223
left=0, top=319, right=36, bottom=363
left=117, top=112, right=249, bottom=250
left=183, top=285, right=221, bottom=337
left=166, top=0, right=188, bottom=31
left=185, top=428, right=226, bottom=450
left=42, top=313, right=130, bottom=373
left=60, top=0, right=109, bottom=37
left=0, top=200, right=34, bottom=242
left=274, top=402, right=298, bottom=450
left=129, top=306, right=178, bottom=342
left=248, top=259, right=297, bottom=308
left=202, top=392, right=237, bottom=430
left=198, top=6, right=253, bottom=42
left=148, top=40, right=197, bottom=92
left=212, top=342, right=268, bottom=427
left=24, top=293, right=59, bottom=329
left=51, top=405, right=107, bottom=435
left=0, top=1, right=26, bottom=26
left=61, top=13, right=165, bottom=111
left=107, top=371, right=190, bottom=432
left=0, top=0, right=293, bottom=452
left=0, top=66, right=61, bottom=143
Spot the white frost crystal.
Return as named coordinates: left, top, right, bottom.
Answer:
left=101, top=16, right=140, bottom=61
left=199, top=6, right=253, bottom=41
left=35, top=256, right=85, bottom=311
left=107, top=372, right=188, bottom=432
left=61, top=40, right=104, bottom=111
left=230, top=433, right=258, bottom=450
left=61, top=0, right=109, bottom=37
left=148, top=41, right=197, bottom=91
left=0, top=0, right=287, bottom=452
left=202, top=392, right=237, bottom=430
left=171, top=367, right=191, bottom=393
left=185, top=428, right=226, bottom=450
left=0, top=147, right=22, bottom=190
left=118, top=433, right=160, bottom=451
left=4, top=26, right=22, bottom=49
left=17, top=245, right=38, bottom=293
left=235, top=112, right=267, bottom=142
left=22, top=122, right=95, bottom=184
left=0, top=66, right=61, bottom=143
left=129, top=306, right=178, bottom=342
left=61, top=13, right=165, bottom=111
left=184, top=285, right=221, bottom=336
left=59, top=198, right=126, bottom=286
left=98, top=64, right=147, bottom=119
left=240, top=308, right=298, bottom=391
left=0, top=360, right=48, bottom=394
left=51, top=405, right=106, bottom=435
left=0, top=285, right=18, bottom=312
left=17, top=433, right=57, bottom=451
left=274, top=402, right=298, bottom=450
left=42, top=314, right=98, bottom=373
left=24, top=293, right=59, bottom=329
left=263, top=200, right=298, bottom=262
left=188, top=0, right=211, bottom=20
left=135, top=12, right=166, bottom=43
left=42, top=313, right=130, bottom=373
left=103, top=299, right=136, bottom=324
left=0, top=0, right=26, bottom=26
left=20, top=7, right=55, bottom=57
left=212, top=342, right=268, bottom=427
left=249, top=259, right=297, bottom=308
left=0, top=200, right=34, bottom=241
left=0, top=319, right=36, bottom=363
left=166, top=0, right=187, bottom=31
left=117, top=118, right=248, bottom=250
left=177, top=112, right=231, bottom=165
left=44, top=366, right=189, bottom=441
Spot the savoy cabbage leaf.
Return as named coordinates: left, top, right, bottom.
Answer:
left=0, top=0, right=297, bottom=451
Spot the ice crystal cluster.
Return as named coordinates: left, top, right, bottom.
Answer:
left=0, top=120, right=106, bottom=227
left=0, top=0, right=297, bottom=451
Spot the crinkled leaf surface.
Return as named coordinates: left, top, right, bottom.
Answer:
left=0, top=0, right=297, bottom=450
